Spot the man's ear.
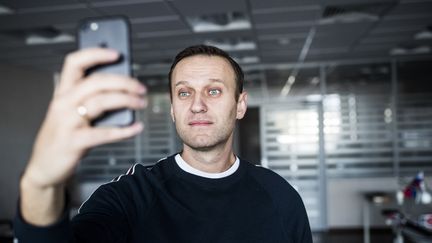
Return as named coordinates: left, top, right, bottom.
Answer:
left=170, top=104, right=175, bottom=122
left=236, top=92, right=248, bottom=120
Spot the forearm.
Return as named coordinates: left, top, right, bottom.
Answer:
left=20, top=172, right=65, bottom=226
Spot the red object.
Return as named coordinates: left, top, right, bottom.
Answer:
left=419, top=214, right=432, bottom=230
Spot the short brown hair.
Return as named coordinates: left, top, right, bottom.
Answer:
left=168, top=45, right=244, bottom=101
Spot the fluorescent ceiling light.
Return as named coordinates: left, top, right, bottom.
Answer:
left=390, top=46, right=431, bottom=55
left=319, top=12, right=378, bottom=25
left=191, top=20, right=251, bottom=32
left=233, top=56, right=260, bottom=64
left=204, top=39, right=256, bottom=51
left=390, top=47, right=407, bottom=55
left=0, top=5, right=14, bottom=15
left=414, top=29, right=432, bottom=40
left=278, top=38, right=290, bottom=45
left=280, top=75, right=296, bottom=96
left=187, top=12, right=251, bottom=33
left=26, top=33, right=75, bottom=45
left=310, top=77, right=320, bottom=85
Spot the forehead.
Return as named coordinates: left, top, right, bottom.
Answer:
left=172, top=55, right=236, bottom=83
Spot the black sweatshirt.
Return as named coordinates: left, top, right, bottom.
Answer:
left=14, top=154, right=312, bottom=243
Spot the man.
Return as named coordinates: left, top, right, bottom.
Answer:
left=15, top=45, right=312, bottom=242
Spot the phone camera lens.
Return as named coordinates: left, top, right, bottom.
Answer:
left=90, top=22, right=99, bottom=31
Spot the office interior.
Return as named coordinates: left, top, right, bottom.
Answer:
left=1, top=0, right=432, bottom=242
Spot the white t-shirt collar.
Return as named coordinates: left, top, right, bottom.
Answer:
left=174, top=154, right=239, bottom=179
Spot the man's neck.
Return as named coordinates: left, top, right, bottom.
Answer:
left=181, top=143, right=236, bottom=173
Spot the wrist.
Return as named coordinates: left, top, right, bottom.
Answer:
left=21, top=161, right=62, bottom=190
left=20, top=171, right=66, bottom=226
left=20, top=169, right=65, bottom=201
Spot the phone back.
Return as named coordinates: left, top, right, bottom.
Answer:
left=78, top=17, right=134, bottom=127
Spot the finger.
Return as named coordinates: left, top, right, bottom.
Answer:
left=79, top=122, right=144, bottom=148
left=57, top=48, right=119, bottom=94
left=71, top=74, right=146, bottom=103
left=82, top=93, right=148, bottom=120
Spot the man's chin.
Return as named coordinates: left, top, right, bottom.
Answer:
left=185, top=141, right=216, bottom=151
left=183, top=138, right=223, bottom=152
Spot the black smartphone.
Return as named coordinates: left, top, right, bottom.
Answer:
left=78, top=16, right=134, bottom=127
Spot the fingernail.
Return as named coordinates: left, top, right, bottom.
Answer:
left=107, top=49, right=119, bottom=57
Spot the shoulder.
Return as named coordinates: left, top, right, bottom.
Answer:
left=78, top=155, right=175, bottom=213
left=241, top=160, right=312, bottom=241
left=243, top=161, right=291, bottom=188
left=241, top=160, right=303, bottom=205
left=108, top=155, right=174, bottom=186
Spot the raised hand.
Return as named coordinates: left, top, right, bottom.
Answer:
left=20, top=48, right=146, bottom=225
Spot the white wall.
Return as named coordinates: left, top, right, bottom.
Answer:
left=327, top=176, right=432, bottom=228
left=327, top=177, right=398, bottom=228
left=0, top=63, right=52, bottom=220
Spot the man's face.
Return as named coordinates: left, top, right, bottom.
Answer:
left=170, top=55, right=247, bottom=151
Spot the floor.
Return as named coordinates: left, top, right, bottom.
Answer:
left=313, top=229, right=395, bottom=243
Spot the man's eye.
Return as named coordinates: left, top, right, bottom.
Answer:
left=179, top=91, right=190, bottom=97
left=209, top=89, right=221, bottom=96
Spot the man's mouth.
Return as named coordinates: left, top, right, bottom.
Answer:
left=188, top=120, right=213, bottom=126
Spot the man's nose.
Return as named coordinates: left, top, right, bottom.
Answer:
left=190, top=93, right=207, bottom=113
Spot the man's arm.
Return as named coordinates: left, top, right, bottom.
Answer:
left=20, top=177, right=65, bottom=226
left=17, top=48, right=146, bottom=231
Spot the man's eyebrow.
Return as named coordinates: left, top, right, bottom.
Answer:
left=175, top=79, right=225, bottom=87
left=209, top=78, right=224, bottom=83
left=175, top=80, right=189, bottom=87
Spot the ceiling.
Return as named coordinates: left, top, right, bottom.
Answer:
left=0, top=0, right=431, bottom=88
